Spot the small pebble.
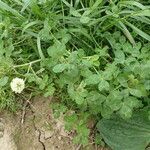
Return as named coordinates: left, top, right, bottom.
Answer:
left=58, top=136, right=62, bottom=140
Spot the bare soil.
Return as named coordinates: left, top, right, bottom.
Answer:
left=0, top=97, right=106, bottom=150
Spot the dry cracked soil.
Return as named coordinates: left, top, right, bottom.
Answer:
left=0, top=97, right=106, bottom=150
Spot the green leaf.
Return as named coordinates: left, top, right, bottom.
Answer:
left=103, top=63, right=119, bottom=80
left=144, top=80, right=150, bottom=90
left=61, top=0, right=72, bottom=8
left=21, top=0, right=35, bottom=13
left=129, top=88, right=142, bottom=98
left=119, top=96, right=142, bottom=118
left=65, top=113, right=78, bottom=131
left=67, top=84, right=87, bottom=105
left=70, top=8, right=81, bottom=17
left=22, top=21, right=41, bottom=34
left=119, top=1, right=146, bottom=9
left=97, top=111, right=150, bottom=150
left=86, top=91, right=106, bottom=114
left=68, top=28, right=92, bottom=41
left=81, top=0, right=103, bottom=17
left=74, top=124, right=90, bottom=145
left=44, top=85, right=55, bottom=97
left=95, top=46, right=109, bottom=57
left=75, top=95, right=85, bottom=105
left=98, top=80, right=109, bottom=91
left=0, top=76, right=9, bottom=87
left=37, top=36, right=45, bottom=59
left=101, top=105, right=113, bottom=119
left=67, top=64, right=79, bottom=77
left=47, top=42, right=66, bottom=58
left=95, top=133, right=105, bottom=146
left=114, top=50, right=125, bottom=64
left=119, top=104, right=132, bottom=118
left=0, top=0, right=24, bottom=20
left=52, top=103, right=67, bottom=118
left=124, top=96, right=142, bottom=108
left=80, top=16, right=90, bottom=24
left=133, top=9, right=150, bottom=17
left=53, top=64, right=68, bottom=73
left=85, top=74, right=100, bottom=85
left=126, top=21, right=150, bottom=41
left=5, top=40, right=14, bottom=58
left=117, top=74, right=128, bottom=87
left=39, top=75, right=49, bottom=90
left=105, top=91, right=123, bottom=111
left=86, top=91, right=106, bottom=104
left=118, top=21, right=135, bottom=45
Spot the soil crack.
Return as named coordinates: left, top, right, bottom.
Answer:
left=36, top=129, right=46, bottom=150
left=32, top=115, right=46, bottom=150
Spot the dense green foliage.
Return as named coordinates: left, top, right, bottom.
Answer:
left=0, top=0, right=150, bottom=148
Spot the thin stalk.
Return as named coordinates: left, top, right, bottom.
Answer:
left=13, top=59, right=41, bottom=68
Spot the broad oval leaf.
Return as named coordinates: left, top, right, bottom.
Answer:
left=97, top=111, right=150, bottom=150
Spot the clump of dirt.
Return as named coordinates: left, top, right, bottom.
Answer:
left=0, top=117, right=17, bottom=150
left=14, top=97, right=76, bottom=150
left=0, top=97, right=107, bottom=150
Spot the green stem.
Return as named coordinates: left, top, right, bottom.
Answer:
left=37, top=36, right=45, bottom=59
left=13, top=59, right=41, bottom=68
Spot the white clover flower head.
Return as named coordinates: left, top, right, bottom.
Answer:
left=10, top=77, right=25, bottom=94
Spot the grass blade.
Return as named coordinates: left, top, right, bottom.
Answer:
left=0, top=0, right=24, bottom=20
left=83, top=0, right=103, bottom=16
left=119, top=1, right=146, bottom=10
left=37, top=36, right=45, bottom=59
left=126, top=21, right=150, bottom=41
left=131, top=16, right=150, bottom=25
left=21, top=0, right=35, bottom=13
left=61, top=0, right=72, bottom=8
left=22, top=21, right=42, bottom=34
left=118, top=21, right=135, bottom=45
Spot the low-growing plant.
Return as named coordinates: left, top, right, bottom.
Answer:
left=0, top=0, right=149, bottom=148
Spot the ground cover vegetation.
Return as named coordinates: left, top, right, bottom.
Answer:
left=0, top=0, right=150, bottom=149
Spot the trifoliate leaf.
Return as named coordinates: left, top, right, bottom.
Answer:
left=98, top=80, right=109, bottom=91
